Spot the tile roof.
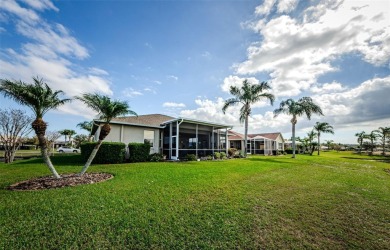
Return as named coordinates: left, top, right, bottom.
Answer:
left=110, top=114, right=174, bottom=127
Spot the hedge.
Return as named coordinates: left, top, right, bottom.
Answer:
left=128, top=142, right=150, bottom=162
left=80, top=142, right=126, bottom=164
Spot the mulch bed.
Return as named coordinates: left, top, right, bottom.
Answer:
left=8, top=173, right=113, bottom=191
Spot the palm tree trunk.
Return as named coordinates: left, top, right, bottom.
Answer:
left=244, top=115, right=248, bottom=157
left=317, top=133, right=321, bottom=155
left=37, top=134, right=61, bottom=178
left=291, top=116, right=296, bottom=158
left=79, top=139, right=103, bottom=175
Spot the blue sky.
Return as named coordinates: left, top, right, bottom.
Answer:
left=1, top=0, right=389, bottom=144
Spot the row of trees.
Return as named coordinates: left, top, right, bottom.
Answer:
left=355, top=127, right=390, bottom=155
left=222, top=79, right=331, bottom=158
left=295, top=122, right=334, bottom=155
left=0, top=77, right=137, bottom=178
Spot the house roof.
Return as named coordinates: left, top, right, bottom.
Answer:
left=161, top=117, right=232, bottom=129
left=228, top=131, right=284, bottom=142
left=110, top=114, right=174, bottom=127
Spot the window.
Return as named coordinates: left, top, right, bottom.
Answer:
left=144, top=130, right=155, bottom=147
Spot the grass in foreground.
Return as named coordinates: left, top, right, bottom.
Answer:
left=0, top=152, right=389, bottom=249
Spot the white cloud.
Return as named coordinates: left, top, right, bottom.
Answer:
left=238, top=0, right=390, bottom=97
left=255, top=0, right=276, bottom=16
left=88, top=67, right=109, bottom=76
left=163, top=102, right=186, bottom=108
left=221, top=75, right=259, bottom=92
left=154, top=80, right=162, bottom=85
left=167, top=75, right=178, bottom=81
left=122, top=88, right=143, bottom=98
left=201, top=51, right=211, bottom=59
left=21, top=0, right=59, bottom=12
left=0, top=0, right=40, bottom=24
left=310, top=81, right=346, bottom=94
left=277, top=0, right=298, bottom=14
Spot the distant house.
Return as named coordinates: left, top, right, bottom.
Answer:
left=228, top=131, right=285, bottom=155
left=91, top=114, right=232, bottom=160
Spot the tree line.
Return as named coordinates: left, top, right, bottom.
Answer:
left=355, top=127, right=390, bottom=155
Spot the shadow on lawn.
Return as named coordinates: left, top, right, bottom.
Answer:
left=13, top=154, right=83, bottom=166
left=245, top=157, right=290, bottom=164
left=341, top=156, right=390, bottom=164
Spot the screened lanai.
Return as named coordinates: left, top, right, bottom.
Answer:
left=161, top=118, right=232, bottom=160
left=247, top=135, right=275, bottom=155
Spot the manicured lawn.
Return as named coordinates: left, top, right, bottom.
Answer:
left=1, top=152, right=389, bottom=249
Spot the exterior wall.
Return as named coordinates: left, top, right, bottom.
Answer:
left=94, top=124, right=161, bottom=154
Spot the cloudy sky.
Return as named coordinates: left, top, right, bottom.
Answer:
left=0, top=0, right=389, bottom=144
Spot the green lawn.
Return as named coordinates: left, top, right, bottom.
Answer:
left=1, top=152, right=389, bottom=249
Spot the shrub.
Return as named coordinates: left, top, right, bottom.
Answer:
left=128, top=142, right=151, bottom=163
left=81, top=142, right=126, bottom=164
left=214, top=152, right=221, bottom=159
left=149, top=153, right=164, bottom=162
left=220, top=152, right=227, bottom=159
left=186, top=154, right=197, bottom=161
left=228, top=148, right=237, bottom=157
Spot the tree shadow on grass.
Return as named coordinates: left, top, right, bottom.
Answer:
left=13, top=154, right=83, bottom=166
left=245, top=157, right=291, bottom=164
left=340, top=156, right=390, bottom=164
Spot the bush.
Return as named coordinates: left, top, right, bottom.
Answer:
left=214, top=152, right=221, bottom=159
left=149, top=153, right=165, bottom=162
left=186, top=154, right=197, bottom=161
left=228, top=148, right=237, bottom=157
left=220, top=152, right=227, bottom=159
left=80, top=142, right=126, bottom=164
left=128, top=142, right=151, bottom=163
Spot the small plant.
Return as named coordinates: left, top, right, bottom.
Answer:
left=214, top=152, right=221, bottom=160
left=149, top=153, right=164, bottom=162
left=207, top=155, right=213, bottom=160
left=220, top=152, right=227, bottom=159
left=228, top=148, right=237, bottom=157
left=186, top=154, right=197, bottom=161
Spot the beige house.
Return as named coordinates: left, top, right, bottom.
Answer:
left=228, top=130, right=285, bottom=155
left=91, top=114, right=232, bottom=160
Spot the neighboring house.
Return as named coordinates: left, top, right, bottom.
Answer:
left=228, top=131, right=285, bottom=155
left=91, top=114, right=232, bottom=160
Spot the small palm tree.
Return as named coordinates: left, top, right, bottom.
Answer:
left=77, top=121, right=94, bottom=141
left=314, top=122, right=334, bottom=155
left=222, top=79, right=275, bottom=156
left=325, top=140, right=334, bottom=150
left=355, top=131, right=366, bottom=154
left=76, top=93, right=137, bottom=175
left=273, top=97, right=323, bottom=158
left=0, top=77, right=71, bottom=178
left=366, top=130, right=379, bottom=155
left=307, top=130, right=318, bottom=156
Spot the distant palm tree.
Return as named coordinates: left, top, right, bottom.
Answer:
left=222, top=79, right=274, bottom=156
left=77, top=121, right=94, bottom=141
left=374, top=127, right=390, bottom=156
left=314, top=122, right=334, bottom=155
left=76, top=93, right=137, bottom=175
left=59, top=129, right=76, bottom=145
left=0, top=77, right=71, bottom=178
left=355, top=131, right=366, bottom=154
left=325, top=139, right=334, bottom=150
left=366, top=130, right=379, bottom=155
left=307, top=130, right=318, bottom=156
left=274, top=97, right=323, bottom=158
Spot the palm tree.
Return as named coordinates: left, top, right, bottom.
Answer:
left=366, top=130, right=379, bottom=155
left=355, top=131, right=366, bottom=154
left=314, top=122, right=334, bottom=155
left=374, top=127, right=390, bottom=156
left=324, top=139, right=334, bottom=150
left=222, top=79, right=274, bottom=157
left=76, top=93, right=137, bottom=175
left=307, top=130, right=318, bottom=156
left=0, top=77, right=71, bottom=178
left=273, top=97, right=323, bottom=158
left=77, top=121, right=94, bottom=141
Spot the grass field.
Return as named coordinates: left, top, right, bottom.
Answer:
left=1, top=152, right=389, bottom=249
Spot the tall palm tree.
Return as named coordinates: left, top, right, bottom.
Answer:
left=77, top=121, right=94, bottom=141
left=355, top=131, right=366, bottom=154
left=374, top=127, right=390, bottom=156
left=222, top=79, right=275, bottom=157
left=273, top=97, right=323, bottom=158
left=0, top=77, right=71, bottom=178
left=76, top=93, right=137, bottom=175
left=314, top=122, right=334, bottom=155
